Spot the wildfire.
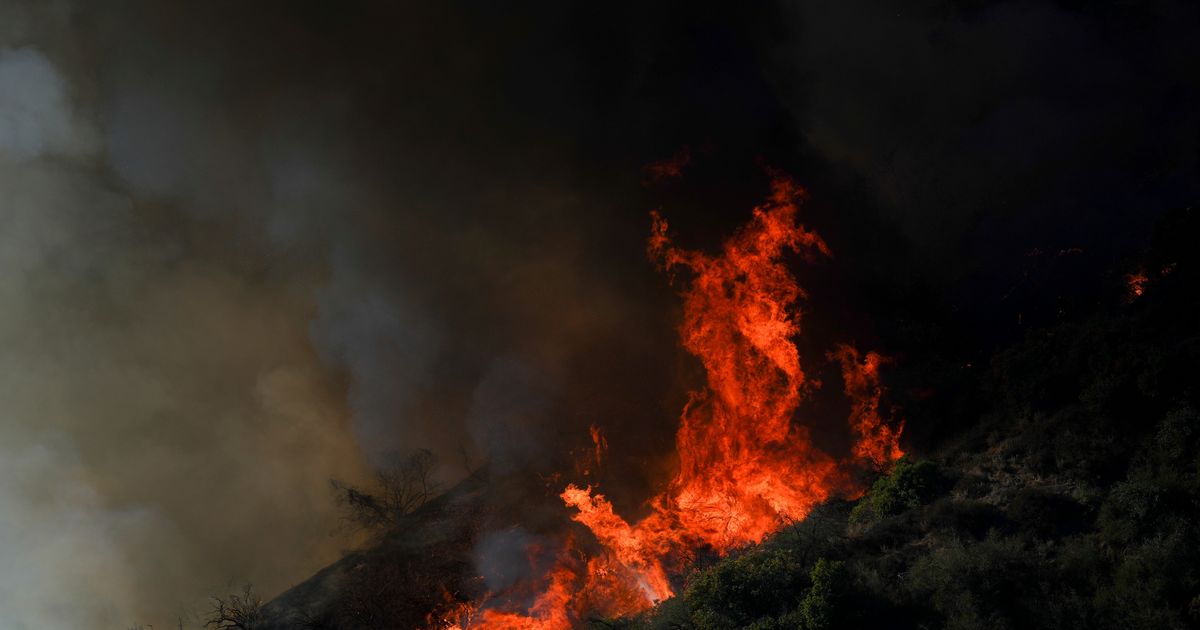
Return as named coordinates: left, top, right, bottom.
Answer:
left=644, top=176, right=841, bottom=552
left=1125, top=270, right=1149, bottom=301
left=443, top=535, right=652, bottom=630
left=832, top=345, right=905, bottom=468
left=450, top=176, right=904, bottom=629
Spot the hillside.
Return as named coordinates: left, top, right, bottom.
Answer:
left=615, top=207, right=1200, bottom=630
left=253, top=207, right=1200, bottom=629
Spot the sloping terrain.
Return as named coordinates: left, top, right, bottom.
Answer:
left=261, top=208, right=1200, bottom=629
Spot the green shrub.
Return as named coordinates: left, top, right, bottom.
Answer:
left=850, top=457, right=943, bottom=524
left=685, top=547, right=804, bottom=630
left=905, top=534, right=1033, bottom=630
left=630, top=596, right=691, bottom=630
left=1097, top=477, right=1169, bottom=544
left=1097, top=531, right=1198, bottom=629
left=1137, top=407, right=1199, bottom=479
left=800, top=558, right=847, bottom=630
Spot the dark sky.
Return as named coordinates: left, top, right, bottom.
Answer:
left=0, top=1, right=1196, bottom=626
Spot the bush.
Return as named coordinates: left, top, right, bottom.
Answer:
left=1136, top=407, right=1199, bottom=479
left=1097, top=531, right=1199, bottom=629
left=685, top=547, right=804, bottom=630
left=923, top=498, right=1006, bottom=539
left=905, top=535, right=1034, bottom=630
left=1097, top=477, right=1171, bottom=544
left=628, top=596, right=691, bottom=630
left=800, top=558, right=847, bottom=630
left=850, top=457, right=944, bottom=525
left=1006, top=488, right=1087, bottom=538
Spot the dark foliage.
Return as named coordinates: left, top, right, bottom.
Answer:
left=331, top=449, right=440, bottom=531
left=685, top=547, right=805, bottom=629
left=259, top=209, right=1200, bottom=630
left=849, top=457, right=947, bottom=525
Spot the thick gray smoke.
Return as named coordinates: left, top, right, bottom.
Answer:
left=0, top=3, right=677, bottom=627
left=0, top=41, right=373, bottom=626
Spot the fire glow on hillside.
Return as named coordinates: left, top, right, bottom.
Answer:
left=443, top=176, right=905, bottom=629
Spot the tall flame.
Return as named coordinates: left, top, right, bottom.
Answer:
left=832, top=345, right=905, bottom=467
left=645, top=176, right=841, bottom=550
left=449, top=176, right=903, bottom=629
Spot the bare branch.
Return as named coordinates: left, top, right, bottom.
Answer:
left=332, top=449, right=441, bottom=530
left=204, top=584, right=263, bottom=630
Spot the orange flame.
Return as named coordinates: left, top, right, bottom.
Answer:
left=832, top=345, right=904, bottom=467
left=645, top=177, right=841, bottom=551
left=470, top=563, right=574, bottom=630
left=450, top=535, right=652, bottom=630
left=453, top=176, right=903, bottom=628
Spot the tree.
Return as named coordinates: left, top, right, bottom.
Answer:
left=205, top=584, right=263, bottom=630
left=331, top=449, right=440, bottom=530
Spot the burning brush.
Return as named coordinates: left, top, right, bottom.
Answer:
left=443, top=176, right=905, bottom=629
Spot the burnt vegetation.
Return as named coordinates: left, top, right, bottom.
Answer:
left=330, top=449, right=441, bottom=531
left=205, top=585, right=264, bottom=630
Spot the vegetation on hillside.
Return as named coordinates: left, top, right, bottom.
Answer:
left=246, top=208, right=1199, bottom=629
left=601, top=208, right=1200, bottom=630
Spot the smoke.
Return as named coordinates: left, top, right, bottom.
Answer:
left=310, top=247, right=442, bottom=467
left=475, top=527, right=539, bottom=593
left=0, top=47, right=94, bottom=159
left=0, top=3, right=681, bottom=626
left=0, top=39, right=370, bottom=629
left=0, top=440, right=154, bottom=628
left=467, top=357, right=558, bottom=475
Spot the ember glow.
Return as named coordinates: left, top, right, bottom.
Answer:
left=448, top=177, right=904, bottom=629
left=642, top=147, right=692, bottom=182
left=1126, top=270, right=1149, bottom=301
